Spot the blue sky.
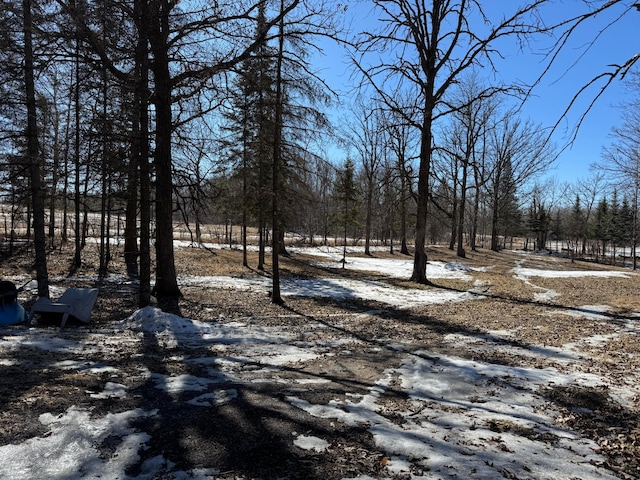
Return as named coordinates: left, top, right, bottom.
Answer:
left=498, top=2, right=639, bottom=184
left=314, top=1, right=639, bottom=186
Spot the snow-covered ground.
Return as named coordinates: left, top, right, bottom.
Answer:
left=0, top=246, right=636, bottom=479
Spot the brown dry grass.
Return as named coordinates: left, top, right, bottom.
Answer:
left=1, top=241, right=639, bottom=478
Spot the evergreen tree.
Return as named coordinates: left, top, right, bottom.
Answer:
left=568, top=195, right=586, bottom=260
left=616, top=195, right=634, bottom=264
left=221, top=1, right=333, bottom=274
left=550, top=209, right=563, bottom=252
left=592, top=197, right=612, bottom=261
left=528, top=196, right=550, bottom=251
left=494, top=157, right=521, bottom=249
left=332, top=158, right=360, bottom=266
left=221, top=6, right=277, bottom=271
left=610, top=189, right=620, bottom=264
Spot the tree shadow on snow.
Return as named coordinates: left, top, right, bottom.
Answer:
left=124, top=314, right=390, bottom=479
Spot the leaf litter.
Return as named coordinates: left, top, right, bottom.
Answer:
left=0, top=244, right=637, bottom=479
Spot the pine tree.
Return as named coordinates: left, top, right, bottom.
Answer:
left=528, top=196, right=549, bottom=252
left=333, top=158, right=360, bottom=267
left=617, top=195, right=634, bottom=264
left=568, top=195, right=586, bottom=260
left=610, top=190, right=620, bottom=264
left=592, top=197, right=612, bottom=261
left=221, top=12, right=277, bottom=271
left=494, top=157, right=521, bottom=250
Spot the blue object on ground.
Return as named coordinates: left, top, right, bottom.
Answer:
left=0, top=280, right=25, bottom=325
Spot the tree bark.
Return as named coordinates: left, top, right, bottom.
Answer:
left=149, top=0, right=180, bottom=313
left=270, top=0, right=286, bottom=305
left=124, top=103, right=140, bottom=277
left=364, top=177, right=373, bottom=256
left=23, top=0, right=49, bottom=298
left=456, top=163, right=468, bottom=258
left=73, top=32, right=82, bottom=269
left=48, top=82, right=61, bottom=247
left=135, top=0, right=151, bottom=307
left=490, top=191, right=501, bottom=252
left=411, top=111, right=433, bottom=284
left=449, top=194, right=457, bottom=251
left=398, top=149, right=410, bottom=256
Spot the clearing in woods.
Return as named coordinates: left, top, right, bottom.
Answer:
left=0, top=242, right=637, bottom=479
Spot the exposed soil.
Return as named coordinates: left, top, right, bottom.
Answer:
left=0, top=242, right=639, bottom=479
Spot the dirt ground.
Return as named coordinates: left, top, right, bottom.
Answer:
left=0, top=242, right=639, bottom=479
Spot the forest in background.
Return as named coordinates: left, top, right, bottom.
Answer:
left=1, top=0, right=639, bottom=312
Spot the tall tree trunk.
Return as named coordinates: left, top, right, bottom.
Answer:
left=490, top=192, right=500, bottom=252
left=242, top=145, right=248, bottom=268
left=49, top=82, right=61, bottom=247
left=138, top=71, right=151, bottom=306
left=490, top=167, right=501, bottom=252
left=81, top=164, right=90, bottom=249
left=456, top=181, right=467, bottom=258
left=124, top=136, right=140, bottom=277
left=106, top=177, right=112, bottom=264
left=61, top=89, right=72, bottom=244
left=138, top=1, right=151, bottom=307
left=271, top=0, right=284, bottom=305
left=399, top=162, right=410, bottom=255
left=470, top=191, right=479, bottom=251
left=149, top=0, right=180, bottom=313
left=456, top=154, right=469, bottom=258
left=99, top=163, right=108, bottom=276
left=365, top=178, right=373, bottom=256
left=73, top=33, right=82, bottom=268
left=258, top=215, right=265, bottom=271
left=411, top=111, right=432, bottom=284
left=449, top=197, right=457, bottom=251
left=124, top=92, right=140, bottom=278
left=634, top=184, right=638, bottom=270
left=23, top=0, right=49, bottom=298
left=470, top=169, right=480, bottom=251
left=99, top=64, right=109, bottom=278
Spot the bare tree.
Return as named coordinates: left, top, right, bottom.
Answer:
left=23, top=0, right=49, bottom=297
left=384, top=106, right=416, bottom=255
left=534, top=2, right=640, bottom=142
left=142, top=0, right=304, bottom=312
left=486, top=112, right=555, bottom=251
left=56, top=0, right=302, bottom=312
left=594, top=71, right=640, bottom=268
left=571, top=172, right=607, bottom=256
left=354, top=1, right=548, bottom=283
left=343, top=96, right=386, bottom=256
left=271, top=0, right=286, bottom=305
left=441, top=75, right=498, bottom=257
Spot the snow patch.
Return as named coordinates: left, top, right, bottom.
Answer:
left=0, top=407, right=156, bottom=479
left=293, top=434, right=330, bottom=452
